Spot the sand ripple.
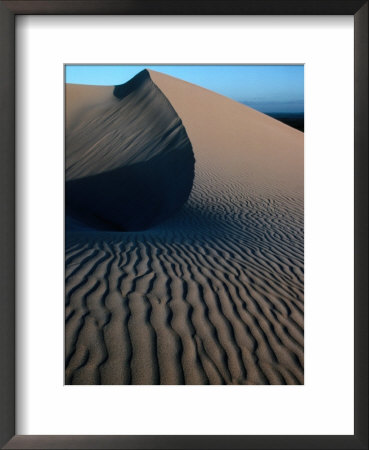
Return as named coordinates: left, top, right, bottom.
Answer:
left=66, top=166, right=303, bottom=384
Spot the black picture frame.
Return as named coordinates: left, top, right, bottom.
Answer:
left=0, top=1, right=367, bottom=449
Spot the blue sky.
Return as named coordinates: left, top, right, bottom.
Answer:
left=66, top=65, right=304, bottom=114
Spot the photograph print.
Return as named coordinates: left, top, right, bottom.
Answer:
left=65, top=65, right=304, bottom=385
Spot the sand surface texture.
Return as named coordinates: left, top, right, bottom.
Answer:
left=65, top=70, right=304, bottom=385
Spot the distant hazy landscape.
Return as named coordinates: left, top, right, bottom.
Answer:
left=265, top=113, right=304, bottom=132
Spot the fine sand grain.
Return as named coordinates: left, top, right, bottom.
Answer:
left=65, top=70, right=304, bottom=385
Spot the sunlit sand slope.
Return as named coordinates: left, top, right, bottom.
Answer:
left=65, top=70, right=304, bottom=385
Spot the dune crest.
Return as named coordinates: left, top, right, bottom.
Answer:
left=66, top=70, right=195, bottom=231
left=148, top=69, right=303, bottom=195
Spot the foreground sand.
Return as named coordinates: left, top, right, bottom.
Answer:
left=65, top=70, right=304, bottom=384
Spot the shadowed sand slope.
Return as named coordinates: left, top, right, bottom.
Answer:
left=65, top=70, right=304, bottom=385
left=66, top=70, right=195, bottom=231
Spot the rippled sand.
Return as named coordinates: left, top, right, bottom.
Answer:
left=65, top=70, right=304, bottom=385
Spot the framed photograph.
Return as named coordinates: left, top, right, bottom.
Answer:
left=0, top=1, right=367, bottom=449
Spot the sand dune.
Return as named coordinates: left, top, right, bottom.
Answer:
left=66, top=70, right=194, bottom=231
left=65, top=70, right=304, bottom=385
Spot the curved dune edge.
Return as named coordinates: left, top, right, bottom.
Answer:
left=65, top=70, right=195, bottom=231
left=148, top=69, right=303, bottom=196
left=65, top=70, right=304, bottom=385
